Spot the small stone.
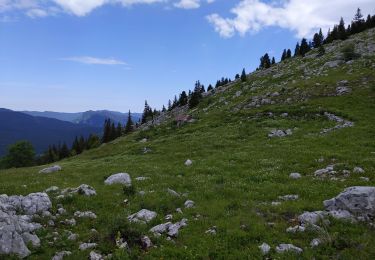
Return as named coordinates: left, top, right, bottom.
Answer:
left=360, top=177, right=370, bottom=182
left=167, top=188, right=180, bottom=197
left=68, top=233, right=78, bottom=241
left=310, top=238, right=321, bottom=247
left=259, top=242, right=271, bottom=255
left=286, top=225, right=306, bottom=233
left=278, top=194, right=299, bottom=201
left=79, top=243, right=97, bottom=251
left=185, top=159, right=193, bottom=166
left=353, top=167, right=365, bottom=174
left=89, top=251, right=103, bottom=260
left=176, top=208, right=183, bottom=214
left=289, top=172, right=301, bottom=179
left=165, top=214, right=173, bottom=221
left=205, top=226, right=217, bottom=235
left=74, top=211, right=97, bottom=219
left=128, top=209, right=157, bottom=223
left=184, top=200, right=195, bottom=208
left=52, top=251, right=72, bottom=260
left=141, top=236, right=153, bottom=249
left=276, top=244, right=303, bottom=254
left=45, top=186, right=59, bottom=193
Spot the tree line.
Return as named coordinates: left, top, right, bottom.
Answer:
left=256, top=8, right=375, bottom=70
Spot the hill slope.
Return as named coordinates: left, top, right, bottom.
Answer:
left=0, top=29, right=374, bottom=259
left=0, top=109, right=101, bottom=155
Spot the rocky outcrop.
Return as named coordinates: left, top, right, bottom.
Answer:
left=62, top=184, right=97, bottom=196
left=0, top=192, right=52, bottom=258
left=268, top=129, right=292, bottom=138
left=104, top=173, right=132, bottom=186
left=150, top=218, right=188, bottom=238
left=323, top=186, right=375, bottom=221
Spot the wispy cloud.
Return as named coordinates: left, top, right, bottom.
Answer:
left=61, top=56, right=127, bottom=65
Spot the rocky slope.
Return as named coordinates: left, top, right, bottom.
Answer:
left=0, top=28, right=374, bottom=259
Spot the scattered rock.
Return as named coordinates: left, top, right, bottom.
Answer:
left=150, top=219, right=188, bottom=238
left=289, top=172, right=301, bottom=179
left=135, top=177, right=149, bottom=181
left=310, top=238, right=321, bottom=247
left=205, top=226, right=217, bottom=235
left=259, top=242, right=271, bottom=255
left=321, top=112, right=354, bottom=134
left=167, top=188, right=180, bottom=197
left=353, top=167, right=365, bottom=174
left=298, top=211, right=325, bottom=225
left=74, top=211, right=97, bottom=219
left=104, top=173, right=132, bottom=186
left=67, top=233, right=78, bottom=241
left=79, top=243, right=97, bottom=251
left=323, top=60, right=344, bottom=69
left=62, top=218, right=76, bottom=226
left=268, top=129, right=292, bottom=138
left=276, top=244, right=303, bottom=254
left=52, top=251, right=72, bottom=260
left=278, top=195, right=299, bottom=201
left=22, top=232, right=41, bottom=248
left=89, top=251, right=103, bottom=260
left=185, top=159, right=193, bottom=166
left=323, top=186, right=375, bottom=221
left=176, top=208, right=183, bottom=214
left=286, top=225, right=306, bottom=233
left=39, top=165, right=62, bottom=174
left=141, top=236, right=153, bottom=249
left=360, top=177, right=370, bottom=182
left=184, top=200, right=195, bottom=208
left=62, top=184, right=96, bottom=196
left=128, top=209, right=157, bottom=223
left=165, top=214, right=173, bottom=221
left=45, top=186, right=59, bottom=193
left=139, top=138, right=148, bottom=143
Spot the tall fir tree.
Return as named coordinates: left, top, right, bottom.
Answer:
left=281, top=49, right=287, bottom=61
left=286, top=49, right=292, bottom=58
left=124, top=110, right=134, bottom=134
left=338, top=17, right=347, bottom=40
left=179, top=91, right=188, bottom=106
left=294, top=42, right=300, bottom=56
left=240, top=68, right=247, bottom=82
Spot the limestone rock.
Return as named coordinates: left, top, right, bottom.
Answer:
left=185, top=159, right=193, bottom=166
left=128, top=209, right=157, bottom=223
left=104, top=173, right=132, bottom=186
left=289, top=173, right=301, bottom=179
left=79, top=243, right=97, bottom=251
left=39, top=165, right=62, bottom=174
left=51, top=251, right=72, bottom=260
left=323, top=186, right=375, bottom=221
left=276, top=244, right=303, bottom=254
left=259, top=242, right=271, bottom=255
left=89, top=251, right=103, bottom=260
left=74, top=211, right=97, bottom=219
left=184, top=200, right=195, bottom=208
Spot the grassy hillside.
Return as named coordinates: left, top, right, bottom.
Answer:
left=1, top=29, right=375, bottom=259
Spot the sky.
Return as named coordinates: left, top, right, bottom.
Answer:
left=1, top=0, right=374, bottom=113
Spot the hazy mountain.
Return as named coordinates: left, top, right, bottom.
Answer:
left=0, top=108, right=101, bottom=156
left=22, top=110, right=142, bottom=128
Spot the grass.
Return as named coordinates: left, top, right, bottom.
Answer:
left=1, top=30, right=375, bottom=259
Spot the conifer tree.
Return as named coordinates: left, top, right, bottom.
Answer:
left=124, top=110, right=133, bottom=134
left=207, top=84, right=213, bottom=91
left=281, top=49, right=287, bottom=61
left=240, top=68, right=247, bottom=82
left=338, top=17, right=347, bottom=40
left=116, top=122, right=122, bottom=137
left=167, top=100, right=172, bottom=111
left=235, top=74, right=240, bottom=80
left=162, top=105, right=166, bottom=112
left=286, top=49, right=292, bottom=58
left=110, top=122, right=116, bottom=141
left=59, top=143, right=70, bottom=159
left=299, top=38, right=311, bottom=56
left=294, top=42, right=300, bottom=56
left=188, top=81, right=203, bottom=108
left=271, top=57, right=276, bottom=65
left=179, top=91, right=188, bottom=106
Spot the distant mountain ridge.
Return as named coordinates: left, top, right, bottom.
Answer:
left=0, top=108, right=101, bottom=156
left=22, top=110, right=142, bottom=128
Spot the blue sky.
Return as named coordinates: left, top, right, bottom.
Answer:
left=1, top=0, right=374, bottom=112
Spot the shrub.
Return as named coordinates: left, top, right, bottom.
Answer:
left=341, top=43, right=360, bottom=61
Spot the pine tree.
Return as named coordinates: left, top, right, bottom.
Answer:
left=286, top=49, right=292, bottom=58
left=188, top=81, right=203, bottom=109
left=294, top=42, right=300, bottom=56
left=167, top=100, right=172, bottom=111
left=59, top=143, right=70, bottom=159
left=124, top=110, right=133, bottom=134
left=281, top=49, right=287, bottom=61
left=200, top=85, right=205, bottom=93
left=172, top=95, right=178, bottom=108
left=162, top=105, right=166, bottom=112
left=78, top=136, right=85, bottom=153
left=116, top=122, right=122, bottom=137
left=235, top=74, right=240, bottom=80
left=260, top=53, right=271, bottom=69
left=110, top=122, right=116, bottom=141
left=271, top=57, right=276, bottom=65
left=317, top=45, right=326, bottom=57
left=179, top=91, right=188, bottom=106
left=338, top=17, right=347, bottom=40
left=141, top=100, right=153, bottom=123
left=240, top=68, right=247, bottom=82
left=207, top=84, right=213, bottom=91
left=299, top=38, right=311, bottom=56
left=312, top=32, right=322, bottom=48
left=102, top=119, right=112, bottom=143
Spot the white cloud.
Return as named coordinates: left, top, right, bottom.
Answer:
left=173, top=0, right=215, bottom=9
left=207, top=0, right=375, bottom=38
left=61, top=56, right=127, bottom=65
left=174, top=0, right=200, bottom=9
left=26, top=8, right=47, bottom=18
